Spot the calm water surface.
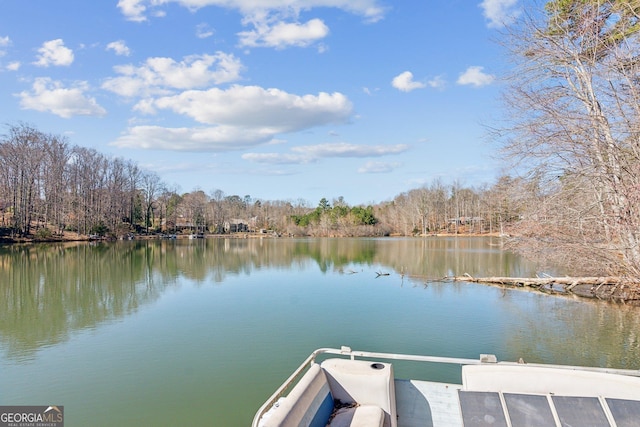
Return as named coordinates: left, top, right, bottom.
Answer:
left=1, top=237, right=639, bottom=426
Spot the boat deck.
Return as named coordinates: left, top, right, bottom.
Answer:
left=395, top=380, right=463, bottom=427
left=252, top=347, right=640, bottom=427
left=397, top=379, right=640, bottom=427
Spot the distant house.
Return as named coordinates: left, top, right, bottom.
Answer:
left=224, top=219, right=248, bottom=233
left=161, top=215, right=194, bottom=231
left=448, top=217, right=483, bottom=225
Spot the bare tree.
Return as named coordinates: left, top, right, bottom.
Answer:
left=105, top=158, right=131, bottom=236
left=141, top=170, right=161, bottom=233
left=209, top=189, right=225, bottom=233
left=408, top=187, right=430, bottom=235
left=180, top=191, right=208, bottom=233
left=0, top=124, right=47, bottom=236
left=68, top=147, right=108, bottom=235
left=497, top=0, right=640, bottom=276
left=42, top=135, right=71, bottom=235
left=126, top=161, right=141, bottom=229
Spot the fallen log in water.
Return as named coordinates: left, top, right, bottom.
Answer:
left=449, top=274, right=640, bottom=303
left=453, top=275, right=621, bottom=287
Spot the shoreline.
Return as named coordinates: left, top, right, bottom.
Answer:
left=0, top=231, right=503, bottom=244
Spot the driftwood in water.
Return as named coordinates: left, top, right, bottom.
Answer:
left=450, top=274, right=640, bottom=303
left=454, top=275, right=620, bottom=287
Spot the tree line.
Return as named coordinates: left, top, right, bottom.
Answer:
left=0, top=122, right=524, bottom=240
left=0, top=123, right=158, bottom=239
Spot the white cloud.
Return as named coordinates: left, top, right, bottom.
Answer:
left=118, top=0, right=386, bottom=24
left=196, top=23, right=215, bottom=39
left=427, top=75, right=446, bottom=89
left=316, top=43, right=328, bottom=54
left=140, top=160, right=221, bottom=174
left=363, top=87, right=380, bottom=96
left=457, top=66, right=494, bottom=87
left=34, top=39, right=74, bottom=67
left=106, top=40, right=131, bottom=56
left=291, top=142, right=408, bottom=158
left=238, top=18, right=329, bottom=49
left=0, top=36, right=17, bottom=70
left=0, top=36, right=10, bottom=56
left=117, top=1, right=382, bottom=50
left=479, top=0, right=520, bottom=28
left=112, top=86, right=353, bottom=151
left=102, top=52, right=243, bottom=97
left=111, top=125, right=273, bottom=151
left=242, top=152, right=313, bottom=164
left=357, top=161, right=402, bottom=173
left=118, top=0, right=147, bottom=22
left=17, top=78, right=106, bottom=118
left=243, top=143, right=408, bottom=165
left=391, top=71, right=426, bottom=92
left=150, top=85, right=352, bottom=130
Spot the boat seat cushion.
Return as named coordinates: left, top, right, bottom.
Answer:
left=261, top=361, right=387, bottom=427
left=329, top=405, right=385, bottom=427
left=262, top=363, right=334, bottom=427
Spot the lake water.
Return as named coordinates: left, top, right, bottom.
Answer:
left=1, top=237, right=639, bottom=426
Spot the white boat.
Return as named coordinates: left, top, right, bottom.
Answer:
left=252, top=346, right=640, bottom=427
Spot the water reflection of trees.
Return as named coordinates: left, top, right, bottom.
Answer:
left=250, top=237, right=541, bottom=278
left=502, top=295, right=640, bottom=370
left=0, top=242, right=173, bottom=359
left=365, top=237, right=542, bottom=279
left=0, top=237, right=548, bottom=359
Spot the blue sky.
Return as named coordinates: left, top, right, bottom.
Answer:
left=0, top=0, right=523, bottom=205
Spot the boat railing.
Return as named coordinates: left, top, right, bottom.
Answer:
left=251, top=351, right=318, bottom=427
left=251, top=346, right=640, bottom=427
